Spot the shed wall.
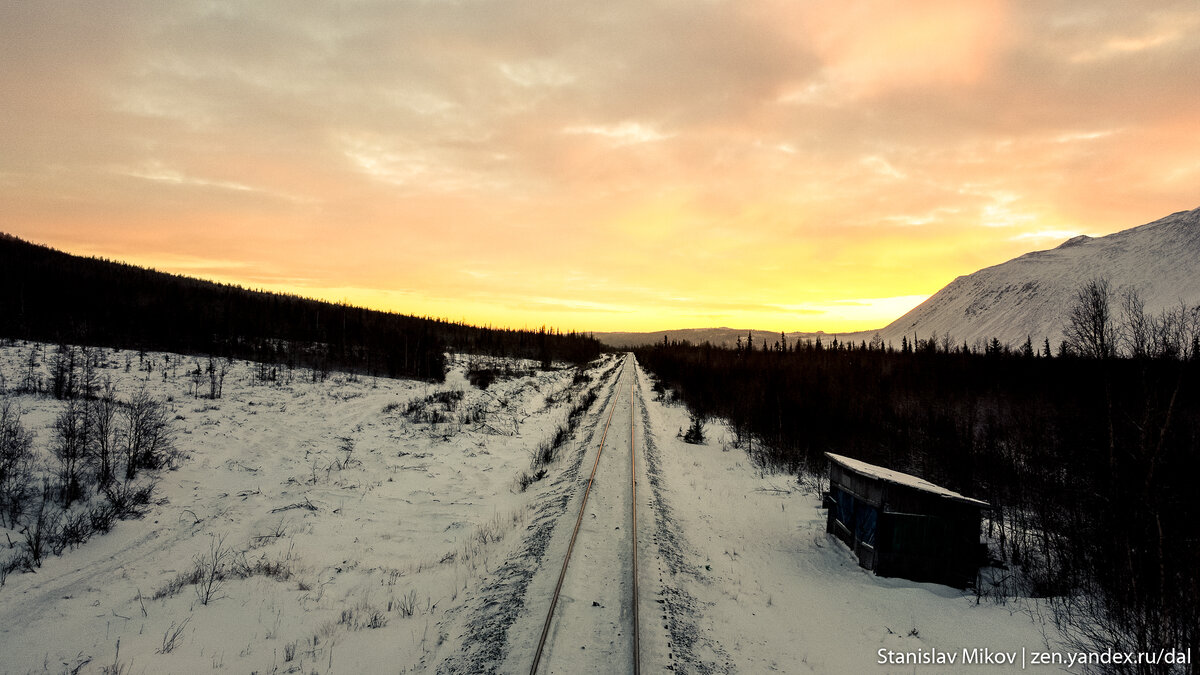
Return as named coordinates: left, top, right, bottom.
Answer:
left=826, top=463, right=984, bottom=588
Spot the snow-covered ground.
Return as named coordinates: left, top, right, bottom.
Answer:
left=628, top=362, right=1066, bottom=675
left=0, top=343, right=1066, bottom=674
left=0, top=342, right=621, bottom=674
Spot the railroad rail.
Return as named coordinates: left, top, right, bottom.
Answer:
left=530, top=357, right=641, bottom=674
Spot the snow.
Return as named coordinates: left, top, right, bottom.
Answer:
left=824, top=453, right=988, bottom=507
left=0, top=343, right=1068, bottom=673
left=498, top=358, right=641, bottom=674
left=872, top=206, right=1200, bottom=348
left=0, top=343, right=622, bottom=673
left=629, top=364, right=1064, bottom=674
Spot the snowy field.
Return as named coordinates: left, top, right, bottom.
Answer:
left=628, top=365, right=1066, bottom=674
left=0, top=342, right=621, bottom=673
left=0, top=342, right=1066, bottom=674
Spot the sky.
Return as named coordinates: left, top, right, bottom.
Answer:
left=2, top=1, right=1199, bottom=334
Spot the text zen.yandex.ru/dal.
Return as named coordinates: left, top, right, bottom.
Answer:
left=877, top=646, right=1192, bottom=669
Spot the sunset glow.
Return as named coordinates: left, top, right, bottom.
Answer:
left=3, top=2, right=1198, bottom=333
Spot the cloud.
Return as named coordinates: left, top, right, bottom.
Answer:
left=1067, top=9, right=1199, bottom=63
left=562, top=122, right=674, bottom=146
left=498, top=60, right=576, bottom=88
left=777, top=0, right=1011, bottom=99
left=2, top=1, right=1199, bottom=333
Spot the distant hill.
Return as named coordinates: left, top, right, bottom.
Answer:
left=595, top=328, right=834, bottom=349
left=607, top=206, right=1200, bottom=352
left=0, top=234, right=601, bottom=379
left=871, top=206, right=1200, bottom=348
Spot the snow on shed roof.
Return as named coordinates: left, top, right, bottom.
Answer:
left=825, top=452, right=989, bottom=508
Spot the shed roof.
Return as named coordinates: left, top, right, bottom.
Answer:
left=825, top=452, right=989, bottom=508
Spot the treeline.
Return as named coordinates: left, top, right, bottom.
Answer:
left=636, top=281, right=1200, bottom=673
left=0, top=234, right=601, bottom=382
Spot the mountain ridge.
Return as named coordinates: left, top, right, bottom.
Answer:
left=873, top=206, right=1200, bottom=348
left=598, top=206, right=1200, bottom=350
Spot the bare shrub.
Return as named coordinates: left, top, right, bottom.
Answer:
left=335, top=436, right=356, bottom=469
left=466, top=359, right=537, bottom=390
left=0, top=399, right=34, bottom=527
left=230, top=546, right=296, bottom=583
left=54, top=508, right=94, bottom=554
left=53, top=398, right=87, bottom=505
left=121, top=387, right=176, bottom=478
left=102, top=479, right=154, bottom=516
left=339, top=598, right=388, bottom=630
left=395, top=590, right=418, bottom=618
left=516, top=469, right=547, bottom=492
left=458, top=401, right=486, bottom=425
left=194, top=535, right=232, bottom=605
left=474, top=516, right=503, bottom=546
left=87, top=379, right=122, bottom=493
left=154, top=537, right=294, bottom=601
left=3, top=373, right=180, bottom=582
left=1, top=555, right=22, bottom=587
left=206, top=355, right=230, bottom=399
left=404, top=390, right=465, bottom=424
left=152, top=563, right=205, bottom=601
left=50, top=344, right=78, bottom=400
left=158, top=616, right=191, bottom=654
left=19, top=346, right=41, bottom=394
left=21, top=484, right=57, bottom=569
left=520, top=375, right=601, bottom=490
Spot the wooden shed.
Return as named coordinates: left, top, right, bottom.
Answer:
left=823, top=452, right=989, bottom=588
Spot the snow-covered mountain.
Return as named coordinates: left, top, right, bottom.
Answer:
left=873, top=206, right=1200, bottom=349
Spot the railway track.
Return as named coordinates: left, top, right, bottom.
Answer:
left=529, top=356, right=642, bottom=674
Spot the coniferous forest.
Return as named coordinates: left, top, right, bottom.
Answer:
left=636, top=289, right=1200, bottom=668
left=0, top=234, right=601, bottom=381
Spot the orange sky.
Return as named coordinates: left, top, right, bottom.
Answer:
left=2, top=1, right=1198, bottom=333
